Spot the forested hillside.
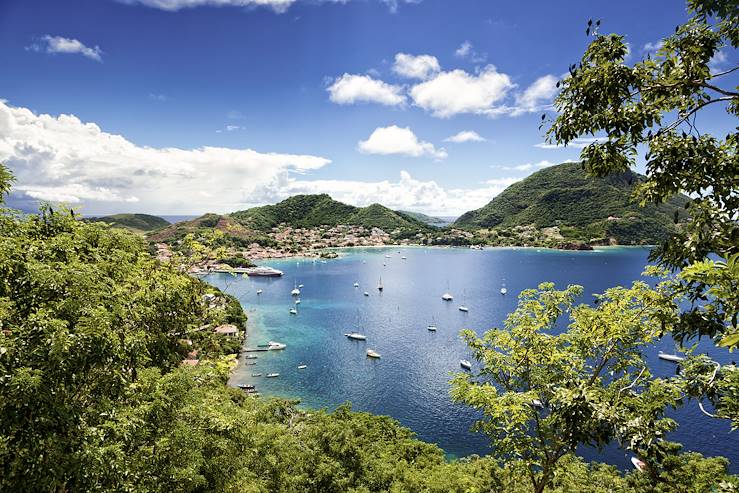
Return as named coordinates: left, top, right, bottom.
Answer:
left=455, top=162, right=689, bottom=244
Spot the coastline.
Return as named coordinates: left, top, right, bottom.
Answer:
left=250, top=243, right=656, bottom=264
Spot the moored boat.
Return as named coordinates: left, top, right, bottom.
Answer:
left=298, top=364, right=307, bottom=369
left=344, top=332, right=367, bottom=341
left=366, top=349, right=381, bottom=359
left=658, top=351, right=685, bottom=362
left=460, top=359, right=472, bottom=370
left=268, top=341, right=286, bottom=350
left=243, top=266, right=283, bottom=277
left=266, top=373, right=280, bottom=378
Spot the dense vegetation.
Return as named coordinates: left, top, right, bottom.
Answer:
left=87, top=212, right=170, bottom=233
left=1, top=0, right=737, bottom=491
left=1, top=164, right=735, bottom=492
left=230, top=194, right=431, bottom=232
left=149, top=213, right=277, bottom=249
left=454, top=162, right=688, bottom=244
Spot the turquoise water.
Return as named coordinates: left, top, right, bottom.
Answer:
left=203, top=246, right=738, bottom=471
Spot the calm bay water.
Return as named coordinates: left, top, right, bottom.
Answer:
left=203, top=246, right=738, bottom=471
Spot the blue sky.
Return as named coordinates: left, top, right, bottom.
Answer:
left=0, top=0, right=735, bottom=215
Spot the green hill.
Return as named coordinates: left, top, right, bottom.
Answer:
left=454, top=162, right=689, bottom=245
left=399, top=210, right=454, bottom=226
left=88, top=213, right=169, bottom=233
left=230, top=194, right=430, bottom=232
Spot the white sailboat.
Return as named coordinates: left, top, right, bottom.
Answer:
left=353, top=282, right=359, bottom=287
left=442, top=281, right=453, bottom=301
left=377, top=276, right=384, bottom=292
left=363, top=291, right=370, bottom=296
left=500, top=286, right=507, bottom=295
left=291, top=281, right=300, bottom=296
left=344, top=332, right=367, bottom=341
left=458, top=291, right=469, bottom=312
left=427, top=316, right=437, bottom=331
left=289, top=307, right=297, bottom=315
left=658, top=351, right=685, bottom=362
left=268, top=341, right=286, bottom=350
left=366, top=349, right=382, bottom=359
left=256, top=289, right=263, bottom=295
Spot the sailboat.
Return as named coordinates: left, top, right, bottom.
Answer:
left=442, top=281, right=453, bottom=301
left=366, top=349, right=382, bottom=359
left=458, top=291, right=469, bottom=312
left=256, top=289, right=263, bottom=295
left=500, top=286, right=507, bottom=295
left=353, top=282, right=359, bottom=287
left=291, top=281, right=300, bottom=296
left=289, top=306, right=297, bottom=315
left=377, top=276, right=384, bottom=292
left=427, top=316, right=437, bottom=331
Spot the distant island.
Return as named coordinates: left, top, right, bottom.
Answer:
left=99, top=162, right=689, bottom=268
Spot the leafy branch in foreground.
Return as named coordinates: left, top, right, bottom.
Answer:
left=451, top=282, right=698, bottom=493
left=544, top=0, right=738, bottom=426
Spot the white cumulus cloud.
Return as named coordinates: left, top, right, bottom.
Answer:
left=512, top=75, right=559, bottom=116
left=26, top=35, right=103, bottom=62
left=327, top=74, right=406, bottom=106
left=258, top=170, right=518, bottom=216
left=444, top=130, right=485, bottom=143
left=0, top=100, right=330, bottom=214
left=392, top=53, right=440, bottom=80
left=409, top=65, right=514, bottom=118
left=358, top=125, right=447, bottom=159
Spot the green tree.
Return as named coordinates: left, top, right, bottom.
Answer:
left=544, top=0, right=738, bottom=424
left=451, top=282, right=691, bottom=493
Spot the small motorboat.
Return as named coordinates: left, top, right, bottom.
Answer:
left=384, top=255, right=391, bottom=258
left=344, top=332, right=367, bottom=341
left=658, top=352, right=685, bottom=362
left=291, top=281, right=300, bottom=296
left=245, top=362, right=257, bottom=366
left=298, top=364, right=307, bottom=369
left=353, top=282, right=359, bottom=287
left=427, top=324, right=437, bottom=331
left=631, top=457, right=646, bottom=472
left=256, top=289, right=263, bottom=295
left=363, top=291, right=370, bottom=296
left=500, top=287, right=507, bottom=295
left=458, top=305, right=469, bottom=312
left=266, top=373, right=280, bottom=378
left=237, top=384, right=255, bottom=390
left=298, top=284, right=304, bottom=288
left=268, top=341, right=286, bottom=350
left=289, top=308, right=297, bottom=315
left=401, top=256, right=407, bottom=260
left=251, top=373, right=262, bottom=377
left=366, top=349, right=382, bottom=359
left=442, top=293, right=453, bottom=301
left=295, top=299, right=301, bottom=304
left=460, top=360, right=472, bottom=370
